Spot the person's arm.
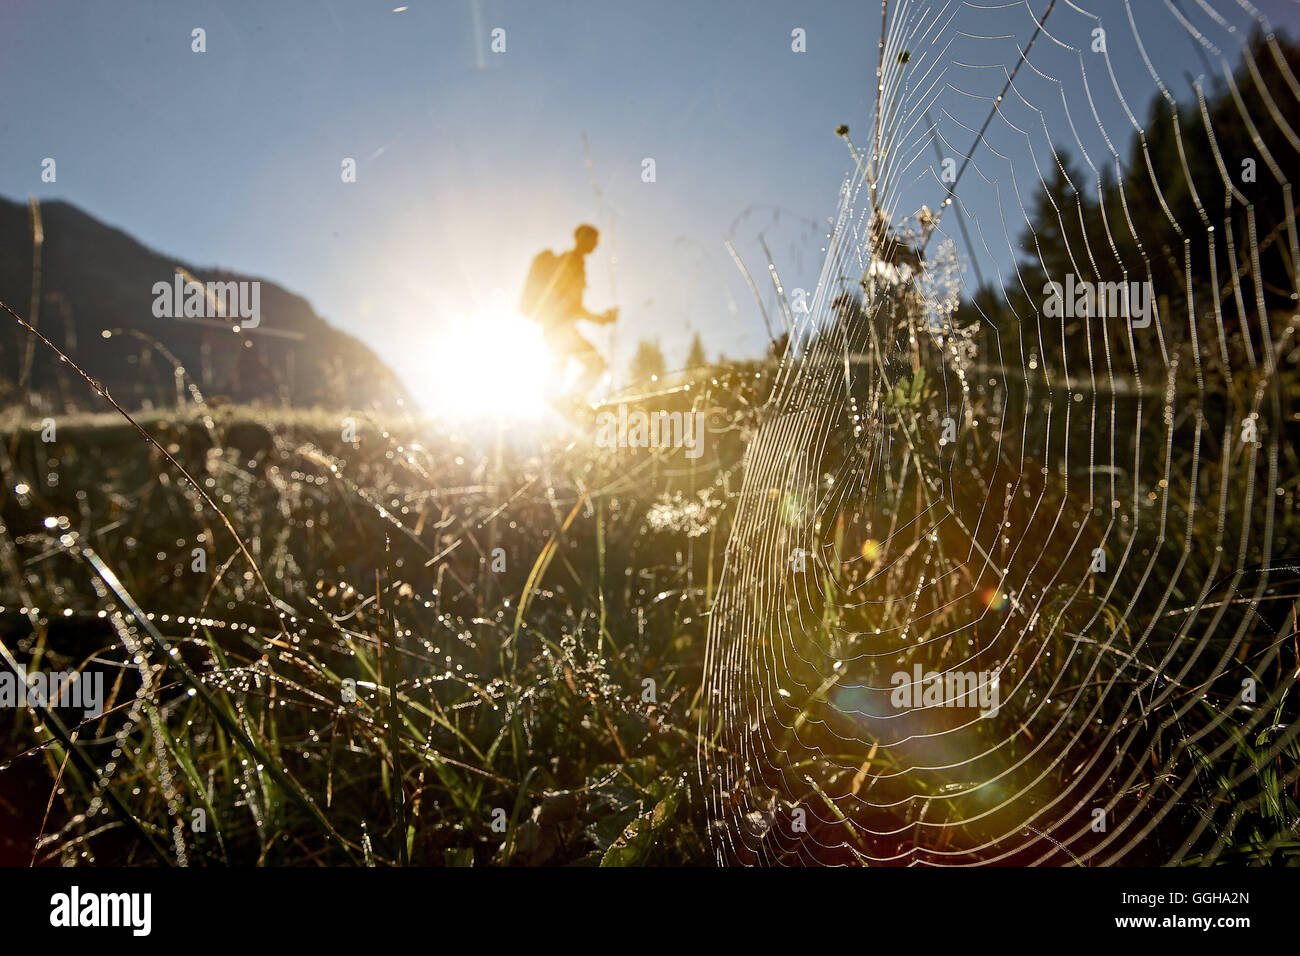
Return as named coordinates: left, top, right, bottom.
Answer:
left=565, top=254, right=617, bottom=323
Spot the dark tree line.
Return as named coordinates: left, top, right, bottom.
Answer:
left=968, top=30, right=1300, bottom=382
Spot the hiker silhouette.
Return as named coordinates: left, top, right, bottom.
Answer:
left=519, top=224, right=618, bottom=394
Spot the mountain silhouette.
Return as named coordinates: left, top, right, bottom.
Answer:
left=0, top=196, right=409, bottom=412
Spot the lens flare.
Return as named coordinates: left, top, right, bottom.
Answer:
left=422, top=308, right=553, bottom=421
left=980, top=586, right=1008, bottom=612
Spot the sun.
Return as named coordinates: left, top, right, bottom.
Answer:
left=420, top=306, right=558, bottom=421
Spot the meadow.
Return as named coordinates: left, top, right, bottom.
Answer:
left=0, top=359, right=769, bottom=866
left=3, top=322, right=1297, bottom=866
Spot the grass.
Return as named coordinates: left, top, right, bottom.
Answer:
left=1, top=288, right=1297, bottom=867
left=0, top=327, right=775, bottom=865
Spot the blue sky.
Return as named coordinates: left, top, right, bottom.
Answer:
left=1, top=0, right=1297, bottom=408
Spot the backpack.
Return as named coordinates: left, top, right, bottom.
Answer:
left=519, top=250, right=560, bottom=318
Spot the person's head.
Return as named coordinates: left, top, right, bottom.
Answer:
left=574, top=223, right=599, bottom=255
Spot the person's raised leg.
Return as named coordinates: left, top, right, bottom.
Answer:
left=573, top=334, right=607, bottom=396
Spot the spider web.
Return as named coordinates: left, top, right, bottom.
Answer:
left=700, top=0, right=1300, bottom=865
